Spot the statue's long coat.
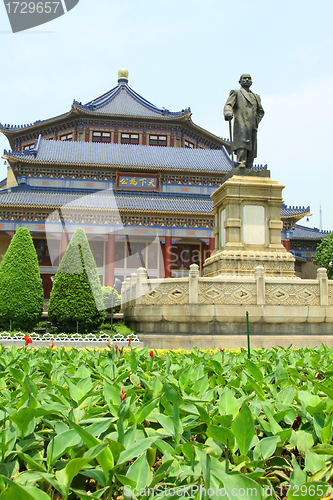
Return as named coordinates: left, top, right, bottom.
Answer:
left=224, top=88, right=264, bottom=156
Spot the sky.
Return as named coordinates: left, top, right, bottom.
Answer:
left=0, top=0, right=332, bottom=231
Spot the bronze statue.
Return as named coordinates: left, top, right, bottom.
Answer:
left=224, top=74, right=264, bottom=169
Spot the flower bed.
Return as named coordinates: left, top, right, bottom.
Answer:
left=0, top=345, right=331, bottom=499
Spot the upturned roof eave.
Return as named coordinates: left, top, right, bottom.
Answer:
left=0, top=202, right=213, bottom=217
left=71, top=103, right=193, bottom=121
left=0, top=109, right=77, bottom=140
left=3, top=154, right=229, bottom=176
left=188, top=118, right=230, bottom=149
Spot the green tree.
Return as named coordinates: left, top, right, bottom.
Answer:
left=313, top=232, right=333, bottom=279
left=48, top=228, right=106, bottom=332
left=0, top=227, right=44, bottom=331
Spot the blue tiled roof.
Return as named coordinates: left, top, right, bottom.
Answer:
left=281, top=204, right=311, bottom=217
left=73, top=82, right=190, bottom=119
left=291, top=225, right=330, bottom=240
left=0, top=189, right=214, bottom=214
left=4, top=139, right=233, bottom=173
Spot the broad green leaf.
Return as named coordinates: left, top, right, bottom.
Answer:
left=68, top=420, right=114, bottom=480
left=211, top=469, right=263, bottom=499
left=290, top=454, right=307, bottom=486
left=179, top=365, right=193, bottom=389
left=276, top=385, right=296, bottom=405
left=206, top=425, right=235, bottom=450
left=80, top=469, right=106, bottom=488
left=162, top=383, right=182, bottom=404
left=65, top=377, right=84, bottom=404
left=261, top=404, right=282, bottom=435
left=253, top=436, right=280, bottom=460
left=37, top=472, right=67, bottom=498
left=312, top=443, right=333, bottom=454
left=135, top=396, right=160, bottom=424
left=117, top=437, right=158, bottom=465
left=126, top=453, right=152, bottom=490
left=298, top=391, right=321, bottom=408
left=321, top=413, right=333, bottom=444
left=313, top=414, right=325, bottom=439
left=304, top=451, right=326, bottom=475
left=10, top=409, right=36, bottom=438
left=155, top=414, right=175, bottom=437
left=296, top=430, right=314, bottom=454
left=173, top=399, right=183, bottom=445
left=77, top=376, right=93, bottom=394
left=246, top=377, right=265, bottom=400
left=219, top=387, right=239, bottom=419
left=194, top=403, right=210, bottom=425
left=115, top=474, right=136, bottom=487
left=0, top=475, right=50, bottom=500
left=71, top=487, right=108, bottom=500
left=16, top=453, right=45, bottom=473
left=246, top=360, right=263, bottom=382
left=231, top=405, right=255, bottom=455
left=47, top=429, right=81, bottom=466
left=192, top=374, right=209, bottom=396
left=65, top=457, right=93, bottom=486
left=103, top=381, right=120, bottom=406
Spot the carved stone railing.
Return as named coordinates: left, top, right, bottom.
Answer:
left=122, top=265, right=331, bottom=308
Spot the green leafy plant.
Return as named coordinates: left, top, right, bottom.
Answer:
left=0, top=227, right=43, bottom=331
left=0, top=345, right=331, bottom=499
left=313, top=232, right=333, bottom=278
left=48, top=228, right=106, bottom=332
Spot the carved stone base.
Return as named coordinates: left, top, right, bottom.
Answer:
left=203, top=249, right=297, bottom=278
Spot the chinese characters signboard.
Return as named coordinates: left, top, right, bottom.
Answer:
left=116, top=172, right=160, bottom=193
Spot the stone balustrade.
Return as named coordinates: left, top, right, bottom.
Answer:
left=122, top=265, right=331, bottom=309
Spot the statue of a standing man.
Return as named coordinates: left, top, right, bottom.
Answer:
left=224, top=74, right=264, bottom=169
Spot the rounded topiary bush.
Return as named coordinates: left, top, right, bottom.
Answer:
left=48, top=228, right=106, bottom=333
left=0, top=227, right=44, bottom=331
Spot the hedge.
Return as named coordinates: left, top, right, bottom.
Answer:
left=0, top=227, right=44, bottom=331
left=48, top=228, right=106, bottom=332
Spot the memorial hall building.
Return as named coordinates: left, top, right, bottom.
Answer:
left=0, top=69, right=326, bottom=298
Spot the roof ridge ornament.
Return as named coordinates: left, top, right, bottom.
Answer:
left=118, top=68, right=129, bottom=85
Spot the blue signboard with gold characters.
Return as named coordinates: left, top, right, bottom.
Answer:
left=116, top=171, right=160, bottom=193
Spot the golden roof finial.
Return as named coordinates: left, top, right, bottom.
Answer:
left=118, top=68, right=129, bottom=82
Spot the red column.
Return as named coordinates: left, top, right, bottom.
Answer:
left=283, top=239, right=290, bottom=252
left=85, top=128, right=90, bottom=142
left=209, top=237, right=215, bottom=256
left=105, top=234, right=115, bottom=287
left=164, top=235, right=172, bottom=278
left=60, top=231, right=68, bottom=261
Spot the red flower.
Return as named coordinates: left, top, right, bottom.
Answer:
left=149, top=350, right=154, bottom=358
left=115, top=344, right=118, bottom=352
left=128, top=338, right=134, bottom=347
left=50, top=340, right=55, bottom=348
left=24, top=335, right=32, bottom=346
left=120, top=387, right=126, bottom=401
left=219, top=347, right=223, bottom=352
left=106, top=338, right=112, bottom=348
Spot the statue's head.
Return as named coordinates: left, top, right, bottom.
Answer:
left=239, top=74, right=252, bottom=89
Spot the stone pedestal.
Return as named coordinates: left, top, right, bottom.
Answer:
left=203, top=173, right=296, bottom=278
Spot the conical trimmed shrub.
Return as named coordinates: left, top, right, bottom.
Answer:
left=0, top=227, right=44, bottom=331
left=48, top=228, right=106, bottom=332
